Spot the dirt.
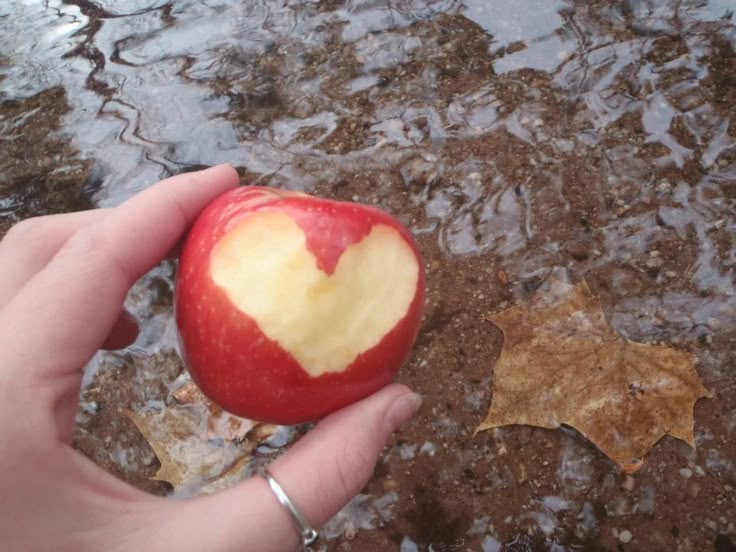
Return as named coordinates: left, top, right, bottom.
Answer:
left=310, top=167, right=736, bottom=551
left=2, top=1, right=735, bottom=551
left=0, top=87, right=94, bottom=234
left=72, top=351, right=182, bottom=496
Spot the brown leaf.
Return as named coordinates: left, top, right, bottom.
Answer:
left=478, top=278, right=712, bottom=472
left=127, top=382, right=276, bottom=495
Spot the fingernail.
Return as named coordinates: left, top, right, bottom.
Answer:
left=206, top=163, right=233, bottom=171
left=385, top=392, right=422, bottom=432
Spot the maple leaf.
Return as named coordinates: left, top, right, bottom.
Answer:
left=478, top=279, right=712, bottom=472
left=127, top=382, right=276, bottom=496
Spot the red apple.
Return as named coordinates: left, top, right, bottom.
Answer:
left=175, top=186, right=425, bottom=424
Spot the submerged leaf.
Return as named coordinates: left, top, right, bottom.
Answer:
left=478, top=279, right=712, bottom=472
left=127, top=382, right=276, bottom=495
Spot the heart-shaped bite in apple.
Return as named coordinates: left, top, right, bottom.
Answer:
left=175, top=186, right=425, bottom=424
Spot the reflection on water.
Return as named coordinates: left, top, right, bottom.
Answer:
left=2, top=0, right=735, bottom=550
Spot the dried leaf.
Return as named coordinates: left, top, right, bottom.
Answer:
left=127, top=382, right=276, bottom=495
left=478, top=279, right=712, bottom=472
left=171, top=382, right=254, bottom=443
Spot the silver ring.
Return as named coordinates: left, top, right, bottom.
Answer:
left=261, top=469, right=319, bottom=548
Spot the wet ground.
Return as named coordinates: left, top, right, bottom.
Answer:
left=2, top=1, right=736, bottom=550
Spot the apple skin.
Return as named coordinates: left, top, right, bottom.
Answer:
left=175, top=186, right=425, bottom=425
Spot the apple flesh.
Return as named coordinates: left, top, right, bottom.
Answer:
left=175, top=186, right=425, bottom=424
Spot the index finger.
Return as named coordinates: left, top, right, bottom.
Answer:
left=0, top=164, right=239, bottom=383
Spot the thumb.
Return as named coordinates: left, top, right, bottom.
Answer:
left=159, top=384, right=421, bottom=552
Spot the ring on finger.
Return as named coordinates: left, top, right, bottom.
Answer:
left=260, top=469, right=319, bottom=548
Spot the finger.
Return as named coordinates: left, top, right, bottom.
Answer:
left=0, top=164, right=239, bottom=383
left=162, top=384, right=422, bottom=552
left=101, top=310, right=139, bottom=350
left=0, top=210, right=110, bottom=307
left=265, top=386, right=423, bottom=526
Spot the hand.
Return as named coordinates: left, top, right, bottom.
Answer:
left=0, top=165, right=421, bottom=552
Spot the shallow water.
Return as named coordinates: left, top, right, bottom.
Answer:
left=2, top=1, right=735, bottom=550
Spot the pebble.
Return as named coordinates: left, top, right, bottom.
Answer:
left=81, top=400, right=99, bottom=414
left=344, top=525, right=357, bottom=540
left=619, top=530, right=633, bottom=544
left=679, top=467, right=693, bottom=479
left=621, top=475, right=636, bottom=491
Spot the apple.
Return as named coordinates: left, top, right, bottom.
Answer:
left=175, top=186, right=425, bottom=424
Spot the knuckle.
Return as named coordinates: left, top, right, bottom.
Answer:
left=1, top=217, right=50, bottom=247
left=61, top=225, right=98, bottom=252
left=59, top=226, right=111, bottom=266
left=61, top=226, right=131, bottom=283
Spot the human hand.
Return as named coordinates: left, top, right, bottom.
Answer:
left=0, top=165, right=421, bottom=552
